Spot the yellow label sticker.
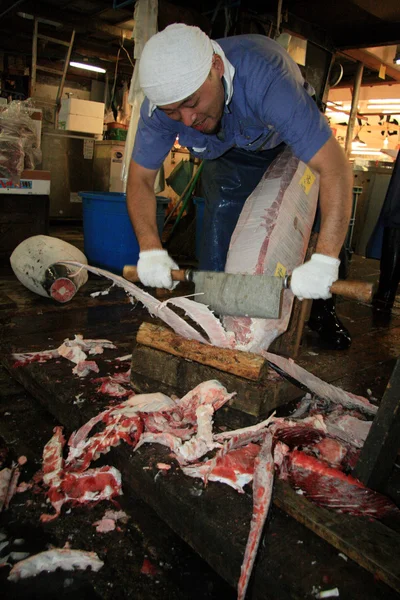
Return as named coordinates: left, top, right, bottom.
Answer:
left=299, top=167, right=316, bottom=195
left=274, top=262, right=287, bottom=277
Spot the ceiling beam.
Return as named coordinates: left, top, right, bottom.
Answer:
left=334, top=23, right=400, bottom=49
left=335, top=79, right=400, bottom=88
left=349, top=0, right=400, bottom=21
left=7, top=1, right=134, bottom=40
left=0, top=33, right=133, bottom=69
left=340, top=49, right=400, bottom=82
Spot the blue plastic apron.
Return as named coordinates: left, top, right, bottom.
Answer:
left=198, top=144, right=286, bottom=271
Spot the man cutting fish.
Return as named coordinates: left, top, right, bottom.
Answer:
left=126, top=23, right=353, bottom=350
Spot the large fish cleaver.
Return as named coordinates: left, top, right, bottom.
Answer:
left=122, top=265, right=375, bottom=319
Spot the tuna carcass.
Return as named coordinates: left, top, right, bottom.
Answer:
left=223, top=147, right=319, bottom=352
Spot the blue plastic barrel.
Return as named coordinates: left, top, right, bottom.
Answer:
left=193, top=196, right=205, bottom=259
left=79, top=192, right=169, bottom=274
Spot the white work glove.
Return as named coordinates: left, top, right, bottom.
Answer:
left=137, top=249, right=179, bottom=290
left=290, top=253, right=340, bottom=301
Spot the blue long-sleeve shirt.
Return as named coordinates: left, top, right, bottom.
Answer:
left=132, top=34, right=332, bottom=169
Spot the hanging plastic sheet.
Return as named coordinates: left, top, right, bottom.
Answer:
left=198, top=144, right=285, bottom=271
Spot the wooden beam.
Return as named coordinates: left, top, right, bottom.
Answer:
left=342, top=49, right=400, bottom=82
left=353, top=357, right=400, bottom=491
left=91, top=20, right=133, bottom=40
left=334, top=23, right=400, bottom=50
left=345, top=61, right=364, bottom=157
left=7, top=1, right=134, bottom=40
left=136, top=322, right=267, bottom=381
left=274, top=480, right=400, bottom=594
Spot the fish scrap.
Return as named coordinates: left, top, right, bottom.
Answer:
left=8, top=548, right=104, bottom=582
left=30, top=374, right=398, bottom=600
left=12, top=334, right=117, bottom=378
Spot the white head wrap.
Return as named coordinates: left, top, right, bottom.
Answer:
left=139, top=24, right=214, bottom=110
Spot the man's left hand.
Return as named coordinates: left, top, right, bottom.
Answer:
left=290, top=253, right=340, bottom=300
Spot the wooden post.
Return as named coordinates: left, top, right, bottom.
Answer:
left=353, top=357, right=400, bottom=491
left=270, top=232, right=318, bottom=356
left=344, top=61, right=364, bottom=158
left=30, top=18, right=38, bottom=98
left=55, top=29, right=75, bottom=128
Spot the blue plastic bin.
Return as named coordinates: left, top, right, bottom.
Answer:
left=193, top=196, right=205, bottom=259
left=79, top=192, right=169, bottom=274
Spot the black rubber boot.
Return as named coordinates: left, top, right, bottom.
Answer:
left=373, top=226, right=400, bottom=312
left=308, top=296, right=352, bottom=350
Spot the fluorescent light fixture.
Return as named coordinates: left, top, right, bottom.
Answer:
left=368, top=99, right=400, bottom=104
left=70, top=61, right=106, bottom=73
left=351, top=149, right=384, bottom=155
left=365, top=104, right=400, bottom=110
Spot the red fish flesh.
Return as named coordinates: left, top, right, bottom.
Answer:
left=42, top=426, right=65, bottom=487
left=66, top=413, right=143, bottom=472
left=282, top=450, right=400, bottom=518
left=42, top=465, right=122, bottom=522
left=237, top=432, right=274, bottom=600
left=182, top=443, right=261, bottom=493
left=310, top=438, right=347, bottom=468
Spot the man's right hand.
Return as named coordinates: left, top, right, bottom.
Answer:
left=137, top=249, right=179, bottom=289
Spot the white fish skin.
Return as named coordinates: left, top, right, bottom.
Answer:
left=263, top=351, right=378, bottom=416
left=61, top=262, right=210, bottom=345
left=8, top=548, right=104, bottom=582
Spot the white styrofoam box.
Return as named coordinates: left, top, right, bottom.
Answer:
left=58, top=114, right=104, bottom=135
left=60, top=98, right=104, bottom=119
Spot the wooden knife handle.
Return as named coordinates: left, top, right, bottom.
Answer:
left=123, top=265, right=375, bottom=304
left=123, top=265, right=188, bottom=282
left=285, top=275, right=375, bottom=303
left=330, top=279, right=375, bottom=303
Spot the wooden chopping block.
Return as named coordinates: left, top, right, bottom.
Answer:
left=130, top=322, right=303, bottom=417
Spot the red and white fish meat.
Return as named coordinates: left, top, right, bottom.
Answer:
left=12, top=334, right=116, bottom=377
left=33, top=367, right=396, bottom=600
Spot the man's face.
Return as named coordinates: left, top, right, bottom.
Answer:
left=158, top=55, right=225, bottom=135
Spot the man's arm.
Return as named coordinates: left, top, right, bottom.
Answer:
left=126, top=158, right=179, bottom=289
left=126, top=159, right=162, bottom=251
left=290, top=136, right=353, bottom=300
left=308, top=135, right=353, bottom=258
